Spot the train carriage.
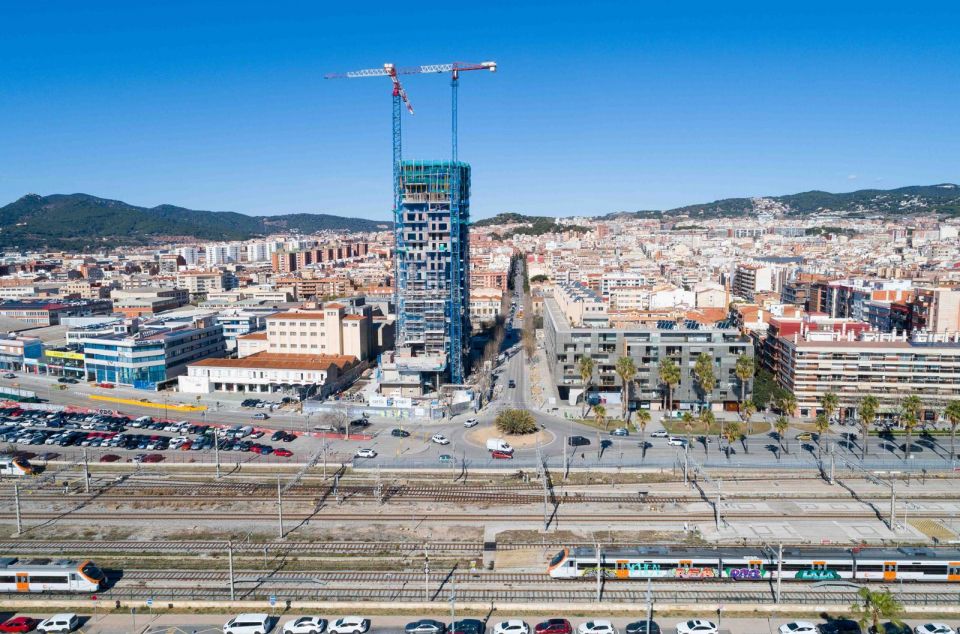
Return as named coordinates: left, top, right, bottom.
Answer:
left=0, top=557, right=104, bottom=593
left=549, top=547, right=720, bottom=580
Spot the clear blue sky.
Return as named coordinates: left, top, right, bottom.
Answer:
left=2, top=1, right=958, bottom=220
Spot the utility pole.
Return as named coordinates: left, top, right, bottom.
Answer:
left=715, top=478, right=721, bottom=531
left=563, top=436, right=568, bottom=480
left=227, top=540, right=235, bottom=601
left=424, top=550, right=430, bottom=602
left=323, top=442, right=328, bottom=479
left=449, top=573, right=456, bottom=626
left=82, top=449, right=90, bottom=494
left=890, top=483, right=896, bottom=531
left=829, top=443, right=835, bottom=485
left=595, top=542, right=602, bottom=603
left=683, top=450, right=689, bottom=486
left=645, top=578, right=653, bottom=633
left=776, top=543, right=783, bottom=604
left=276, top=474, right=284, bottom=539
left=13, top=483, right=22, bottom=536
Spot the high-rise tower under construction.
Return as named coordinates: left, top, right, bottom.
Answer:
left=394, top=160, right=470, bottom=384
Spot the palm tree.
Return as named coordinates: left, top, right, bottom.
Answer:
left=577, top=356, right=595, bottom=417
left=742, top=401, right=756, bottom=424
left=593, top=404, right=607, bottom=431
left=945, top=401, right=960, bottom=463
left=615, top=356, right=637, bottom=422
left=821, top=391, right=839, bottom=423
left=734, top=354, right=755, bottom=410
left=681, top=411, right=694, bottom=449
left=693, top=352, right=717, bottom=412
left=814, top=413, right=830, bottom=461
left=724, top=421, right=743, bottom=459
left=774, top=416, right=789, bottom=456
left=900, top=395, right=922, bottom=461
left=700, top=409, right=716, bottom=454
left=777, top=393, right=797, bottom=418
left=859, top=395, right=879, bottom=460
left=850, top=587, right=904, bottom=634
left=658, top=358, right=681, bottom=413
left=635, top=409, right=650, bottom=457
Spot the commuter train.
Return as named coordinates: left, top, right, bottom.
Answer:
left=0, top=557, right=105, bottom=593
left=548, top=546, right=960, bottom=583
left=0, top=456, right=35, bottom=476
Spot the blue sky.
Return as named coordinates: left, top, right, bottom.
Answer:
left=1, top=1, right=958, bottom=220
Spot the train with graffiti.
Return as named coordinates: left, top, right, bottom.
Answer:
left=548, top=546, right=960, bottom=582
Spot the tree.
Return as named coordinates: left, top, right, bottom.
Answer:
left=693, top=352, right=717, bottom=411
left=635, top=409, right=650, bottom=457
left=530, top=274, right=549, bottom=283
left=859, top=395, right=879, bottom=459
left=850, top=587, right=904, bottom=634
left=814, top=413, right=830, bottom=461
left=945, top=400, right=960, bottom=463
left=774, top=416, right=789, bottom=456
left=593, top=404, right=607, bottom=431
left=750, top=368, right=778, bottom=410
left=734, top=354, right=755, bottom=409
left=821, top=391, right=839, bottom=422
left=681, top=411, right=694, bottom=449
left=658, top=358, right=681, bottom=413
left=699, top=408, right=716, bottom=447
left=578, top=356, right=595, bottom=417
left=742, top=401, right=756, bottom=425
left=900, top=395, right=922, bottom=461
left=724, top=421, right=743, bottom=459
left=776, top=393, right=797, bottom=418
left=495, top=409, right=538, bottom=435
left=615, top=356, right=637, bottom=421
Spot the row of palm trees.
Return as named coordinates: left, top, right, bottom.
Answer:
left=577, top=352, right=755, bottom=419
left=813, top=390, right=960, bottom=462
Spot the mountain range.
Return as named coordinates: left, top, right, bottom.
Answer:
left=1, top=184, right=957, bottom=251
left=0, top=193, right=390, bottom=251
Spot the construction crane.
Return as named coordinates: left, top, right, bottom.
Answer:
left=325, top=61, right=497, bottom=385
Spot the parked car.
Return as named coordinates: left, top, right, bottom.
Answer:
left=329, top=617, right=370, bottom=634
left=491, top=450, right=513, bottom=459
left=610, top=427, right=629, bottom=437
left=577, top=622, right=616, bottom=634
left=406, top=620, right=446, bottom=634
left=2, top=373, right=16, bottom=379
left=914, top=625, right=956, bottom=634
left=274, top=448, right=293, bottom=458
left=253, top=413, right=270, bottom=420
left=667, top=436, right=687, bottom=447
left=0, top=616, right=40, bottom=633
left=868, top=624, right=911, bottom=634
left=431, top=433, right=450, bottom=445
left=508, top=380, right=516, bottom=388
left=779, top=623, right=819, bottom=634
left=36, top=613, right=80, bottom=633
left=535, top=620, right=572, bottom=634
left=568, top=436, right=590, bottom=447
left=451, top=620, right=485, bottom=634
left=649, top=429, right=668, bottom=438
left=494, top=622, right=529, bottom=634
left=283, top=616, right=328, bottom=634
left=817, top=621, right=862, bottom=634
left=624, top=622, right=660, bottom=634
left=223, top=613, right=272, bottom=634
left=355, top=448, right=377, bottom=459
left=391, top=428, right=410, bottom=438
left=675, top=621, right=718, bottom=634
left=795, top=432, right=813, bottom=442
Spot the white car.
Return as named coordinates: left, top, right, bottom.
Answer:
left=431, top=433, right=450, bottom=445
left=675, top=620, right=718, bottom=634
left=668, top=436, right=687, bottom=447
left=223, top=613, right=272, bottom=634
left=463, top=418, right=479, bottom=428
left=37, top=613, right=80, bottom=633
left=494, top=621, right=529, bottom=634
left=650, top=429, right=668, bottom=438
left=779, top=623, right=818, bottom=634
left=915, top=625, right=956, bottom=634
left=355, top=448, right=377, bottom=459
left=577, top=621, right=617, bottom=634
left=284, top=616, right=328, bottom=634
left=329, top=617, right=371, bottom=634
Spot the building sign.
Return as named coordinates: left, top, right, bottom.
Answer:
left=46, top=350, right=84, bottom=361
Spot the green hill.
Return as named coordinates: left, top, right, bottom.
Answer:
left=0, top=193, right=390, bottom=250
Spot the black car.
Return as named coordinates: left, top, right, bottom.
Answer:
left=867, top=624, right=910, bottom=634
left=391, top=428, right=410, bottom=438
left=819, top=620, right=862, bottom=634
left=282, top=432, right=296, bottom=442
left=508, top=380, right=516, bottom=388
left=271, top=430, right=285, bottom=442
left=625, top=623, right=661, bottom=634
left=451, top=620, right=485, bottom=634
left=57, top=377, right=78, bottom=384
left=406, top=620, right=446, bottom=634
left=568, top=435, right=591, bottom=447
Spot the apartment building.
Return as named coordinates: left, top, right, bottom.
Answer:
left=235, top=303, right=372, bottom=362
left=773, top=330, right=960, bottom=420
left=544, top=296, right=752, bottom=410
left=732, top=263, right=773, bottom=301
left=175, top=271, right=236, bottom=296
left=110, top=287, right=189, bottom=318
left=469, top=287, right=503, bottom=327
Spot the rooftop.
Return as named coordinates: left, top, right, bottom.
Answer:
left=191, top=351, right=356, bottom=371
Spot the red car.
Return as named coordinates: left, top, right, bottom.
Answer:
left=535, top=620, right=572, bottom=634
left=98, top=382, right=115, bottom=388
left=0, top=616, right=40, bottom=633
left=491, top=450, right=513, bottom=459
left=274, top=448, right=293, bottom=457
left=142, top=453, right=164, bottom=463
left=99, top=454, right=121, bottom=463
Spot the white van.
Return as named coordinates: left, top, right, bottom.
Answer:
left=37, top=613, right=79, bottom=633
left=486, top=438, right=513, bottom=453
left=224, top=613, right=273, bottom=634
